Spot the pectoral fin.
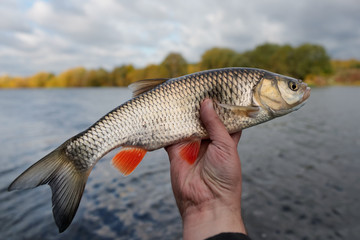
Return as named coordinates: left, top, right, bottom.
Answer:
left=178, top=139, right=201, bottom=165
left=218, top=103, right=260, bottom=118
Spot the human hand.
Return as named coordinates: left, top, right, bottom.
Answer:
left=166, top=99, right=246, bottom=240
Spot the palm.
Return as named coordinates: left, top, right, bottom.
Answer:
left=166, top=100, right=247, bottom=237
left=166, top=131, right=242, bottom=215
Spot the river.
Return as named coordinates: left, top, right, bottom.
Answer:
left=0, top=87, right=359, bottom=239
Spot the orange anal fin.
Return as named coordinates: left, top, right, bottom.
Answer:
left=112, top=147, right=147, bottom=176
left=179, top=140, right=201, bottom=165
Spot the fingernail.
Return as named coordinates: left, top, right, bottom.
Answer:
left=202, top=99, right=212, bottom=108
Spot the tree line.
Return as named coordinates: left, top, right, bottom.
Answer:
left=0, top=43, right=359, bottom=88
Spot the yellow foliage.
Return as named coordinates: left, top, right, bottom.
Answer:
left=27, top=72, right=54, bottom=88
left=332, top=59, right=360, bottom=70
left=0, top=75, right=27, bottom=88
left=187, top=64, right=201, bottom=74
left=304, top=74, right=330, bottom=86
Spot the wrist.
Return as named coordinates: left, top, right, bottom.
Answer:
left=181, top=200, right=246, bottom=240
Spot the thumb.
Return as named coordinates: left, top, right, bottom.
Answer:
left=200, top=99, right=233, bottom=144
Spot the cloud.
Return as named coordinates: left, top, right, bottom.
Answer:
left=0, top=0, right=359, bottom=76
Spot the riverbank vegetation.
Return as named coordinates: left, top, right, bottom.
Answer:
left=1, top=43, right=359, bottom=88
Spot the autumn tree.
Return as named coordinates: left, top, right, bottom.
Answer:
left=27, top=72, right=55, bottom=88
left=111, top=64, right=135, bottom=86
left=0, top=42, right=341, bottom=88
left=127, top=68, right=146, bottom=85
left=50, top=67, right=87, bottom=87
left=84, top=68, right=110, bottom=87
left=0, top=75, right=27, bottom=88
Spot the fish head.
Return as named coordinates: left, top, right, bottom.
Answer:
left=254, top=72, right=311, bottom=116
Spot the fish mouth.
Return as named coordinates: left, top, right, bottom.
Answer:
left=291, top=86, right=310, bottom=112
left=302, top=87, right=311, bottom=102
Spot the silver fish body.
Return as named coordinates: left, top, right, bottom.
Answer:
left=67, top=68, right=263, bottom=170
left=8, top=67, right=310, bottom=232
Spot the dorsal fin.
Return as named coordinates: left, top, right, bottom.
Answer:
left=129, top=78, right=169, bottom=97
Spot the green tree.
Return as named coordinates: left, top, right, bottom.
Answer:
left=270, top=44, right=294, bottom=75
left=244, top=43, right=281, bottom=70
left=229, top=53, right=251, bottom=68
left=143, top=64, right=169, bottom=79
left=161, top=53, right=188, bottom=78
left=291, top=44, right=333, bottom=79
left=200, top=47, right=238, bottom=69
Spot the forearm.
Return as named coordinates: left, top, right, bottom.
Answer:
left=181, top=201, right=247, bottom=240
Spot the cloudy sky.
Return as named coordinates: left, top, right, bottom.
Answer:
left=1, top=0, right=359, bottom=76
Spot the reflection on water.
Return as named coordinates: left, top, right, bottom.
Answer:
left=0, top=87, right=359, bottom=239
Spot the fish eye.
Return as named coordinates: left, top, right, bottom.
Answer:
left=288, top=81, right=299, bottom=91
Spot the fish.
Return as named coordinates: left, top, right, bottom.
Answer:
left=8, top=67, right=310, bottom=232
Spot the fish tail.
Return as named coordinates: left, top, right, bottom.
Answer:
left=8, top=142, right=90, bottom=233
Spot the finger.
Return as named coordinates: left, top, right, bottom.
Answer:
left=200, top=99, right=231, bottom=142
left=165, top=143, right=193, bottom=180
left=230, top=130, right=242, bottom=144
left=165, top=144, right=179, bottom=164
left=165, top=143, right=196, bottom=169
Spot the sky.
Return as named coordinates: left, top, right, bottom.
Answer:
left=1, top=0, right=359, bottom=76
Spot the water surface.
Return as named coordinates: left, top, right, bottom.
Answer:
left=0, top=87, right=359, bottom=239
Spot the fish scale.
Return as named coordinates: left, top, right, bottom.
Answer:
left=65, top=68, right=263, bottom=171
left=8, top=67, right=310, bottom=233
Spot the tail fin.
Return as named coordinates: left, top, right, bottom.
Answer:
left=8, top=142, right=91, bottom=233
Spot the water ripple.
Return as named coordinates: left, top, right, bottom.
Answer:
left=0, top=87, right=359, bottom=239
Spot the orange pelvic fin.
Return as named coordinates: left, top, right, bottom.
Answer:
left=112, top=147, right=147, bottom=176
left=179, top=140, right=201, bottom=165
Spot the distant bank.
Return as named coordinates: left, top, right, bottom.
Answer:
left=1, top=43, right=359, bottom=88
